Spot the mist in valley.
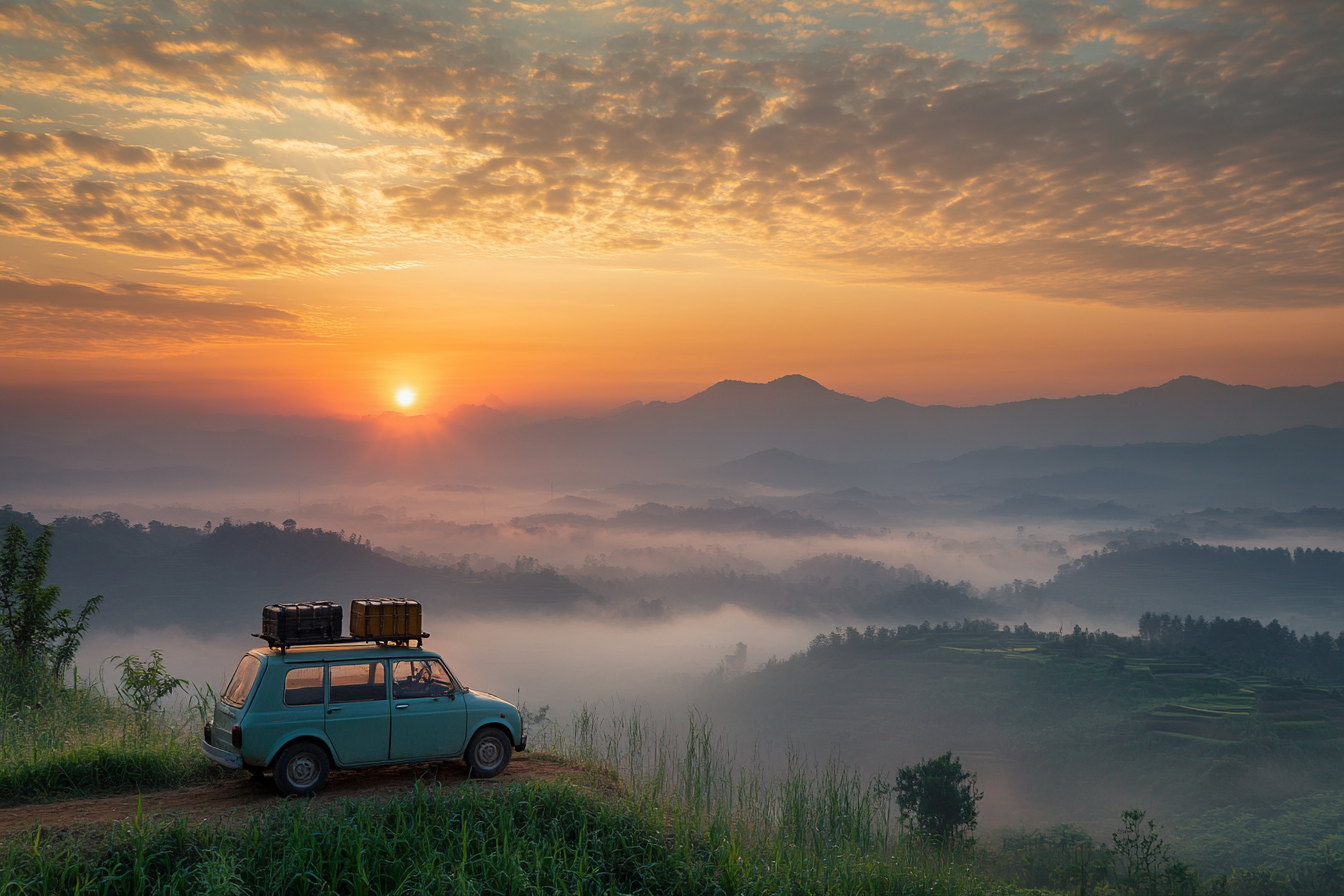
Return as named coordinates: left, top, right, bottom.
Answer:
left=5, top=374, right=1344, bottom=861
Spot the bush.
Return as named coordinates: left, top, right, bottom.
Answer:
left=886, top=751, right=983, bottom=844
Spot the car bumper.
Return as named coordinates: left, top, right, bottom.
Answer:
left=517, top=733, right=528, bottom=752
left=200, top=737, right=244, bottom=769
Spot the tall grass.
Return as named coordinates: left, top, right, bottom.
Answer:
left=0, top=777, right=1005, bottom=896
left=534, top=704, right=981, bottom=889
left=0, top=701, right=1010, bottom=895
left=0, top=665, right=222, bottom=804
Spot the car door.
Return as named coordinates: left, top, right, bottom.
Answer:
left=390, top=659, right=467, bottom=760
left=325, top=660, right=390, bottom=765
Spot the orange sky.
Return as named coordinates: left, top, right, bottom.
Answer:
left=2, top=0, right=1341, bottom=416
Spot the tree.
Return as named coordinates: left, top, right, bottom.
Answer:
left=889, top=751, right=983, bottom=844
left=1112, top=809, right=1198, bottom=896
left=0, top=523, right=102, bottom=695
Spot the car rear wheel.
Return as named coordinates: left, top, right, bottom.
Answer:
left=465, top=727, right=512, bottom=778
left=273, top=741, right=329, bottom=796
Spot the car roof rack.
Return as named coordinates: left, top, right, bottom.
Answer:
left=251, top=632, right=430, bottom=652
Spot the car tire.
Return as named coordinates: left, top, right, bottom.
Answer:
left=273, top=741, right=330, bottom=796
left=465, top=727, right=512, bottom=778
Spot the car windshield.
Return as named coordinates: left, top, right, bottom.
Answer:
left=393, top=659, right=455, bottom=699
left=221, top=655, right=262, bottom=706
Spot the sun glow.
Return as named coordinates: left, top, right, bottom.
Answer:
left=395, top=387, right=416, bottom=408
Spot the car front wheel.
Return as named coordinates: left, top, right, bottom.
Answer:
left=273, top=741, right=330, bottom=796
left=465, top=727, right=512, bottom=778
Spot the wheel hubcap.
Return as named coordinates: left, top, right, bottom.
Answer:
left=288, top=754, right=318, bottom=786
left=475, top=738, right=502, bottom=767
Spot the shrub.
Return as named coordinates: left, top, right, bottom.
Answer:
left=886, top=751, right=983, bottom=844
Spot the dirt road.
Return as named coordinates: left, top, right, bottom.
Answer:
left=0, top=755, right=582, bottom=835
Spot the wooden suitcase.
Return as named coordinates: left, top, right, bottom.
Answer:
left=350, top=598, right=422, bottom=640
left=261, top=601, right=343, bottom=645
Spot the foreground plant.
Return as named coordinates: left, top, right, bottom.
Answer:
left=0, top=523, right=102, bottom=704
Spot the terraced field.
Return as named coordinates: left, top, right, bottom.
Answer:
left=702, top=622, right=1344, bottom=831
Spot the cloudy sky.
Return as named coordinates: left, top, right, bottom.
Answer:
left=2, top=0, right=1341, bottom=414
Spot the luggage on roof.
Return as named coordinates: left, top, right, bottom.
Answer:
left=350, top=598, right=423, bottom=640
left=261, top=601, right=343, bottom=646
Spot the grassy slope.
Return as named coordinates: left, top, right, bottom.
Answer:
left=0, top=765, right=1008, bottom=896
left=698, top=627, right=1344, bottom=852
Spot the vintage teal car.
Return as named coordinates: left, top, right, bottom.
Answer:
left=200, top=643, right=526, bottom=795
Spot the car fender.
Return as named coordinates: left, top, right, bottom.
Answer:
left=467, top=719, right=516, bottom=747
left=463, top=691, right=524, bottom=747
left=263, top=730, right=337, bottom=769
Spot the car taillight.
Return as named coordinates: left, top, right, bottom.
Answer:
left=231, top=725, right=242, bottom=748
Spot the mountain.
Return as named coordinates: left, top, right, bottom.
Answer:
left=891, top=425, right=1344, bottom=508
left=474, top=375, right=1344, bottom=483
left=713, top=448, right=865, bottom=490
left=3, top=375, right=1341, bottom=492
left=711, top=425, right=1344, bottom=510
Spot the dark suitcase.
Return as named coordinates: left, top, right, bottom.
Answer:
left=261, top=601, right=343, bottom=645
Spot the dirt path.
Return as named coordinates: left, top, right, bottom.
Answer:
left=0, top=755, right=582, bottom=835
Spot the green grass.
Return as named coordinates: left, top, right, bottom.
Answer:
left=0, top=668, right=229, bottom=805
left=0, top=779, right=1016, bottom=896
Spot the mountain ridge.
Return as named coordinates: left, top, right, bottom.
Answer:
left=3, top=376, right=1342, bottom=492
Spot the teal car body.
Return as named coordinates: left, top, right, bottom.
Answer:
left=201, top=643, right=524, bottom=794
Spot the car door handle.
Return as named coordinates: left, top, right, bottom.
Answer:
left=326, top=707, right=342, bottom=714
left=395, top=703, right=409, bottom=710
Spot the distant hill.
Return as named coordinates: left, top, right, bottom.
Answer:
left=712, top=425, right=1344, bottom=511
left=3, top=375, right=1341, bottom=491
left=698, top=616, right=1344, bottom=840
left=713, top=448, right=864, bottom=490
left=893, top=425, right=1344, bottom=508
left=995, top=540, right=1344, bottom=622
left=0, top=508, right=591, bottom=634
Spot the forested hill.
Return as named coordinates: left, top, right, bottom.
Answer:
left=0, top=508, right=590, bottom=632
left=700, top=615, right=1344, bottom=848
left=993, top=540, right=1344, bottom=621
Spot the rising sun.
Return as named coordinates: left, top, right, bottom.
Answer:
left=395, top=387, right=416, bottom=408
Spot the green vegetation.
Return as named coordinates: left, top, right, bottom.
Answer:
left=889, top=752, right=984, bottom=844
left=0, top=507, right=590, bottom=634
left=1171, top=791, right=1344, bottom=874
left=0, top=777, right=999, bottom=896
left=701, top=617, right=1344, bottom=874
left=113, top=650, right=187, bottom=731
left=0, top=665, right=223, bottom=805
left=0, top=521, right=217, bottom=805
left=4, top=703, right=1332, bottom=896
left=989, top=540, right=1344, bottom=619
left=0, top=522, right=102, bottom=703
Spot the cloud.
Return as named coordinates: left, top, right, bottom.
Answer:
left=57, top=131, right=159, bottom=169
left=0, top=0, right=1339, bottom=306
left=0, top=130, right=58, bottom=160
left=0, top=275, right=309, bottom=357
left=168, top=152, right=230, bottom=174
left=0, top=130, right=363, bottom=270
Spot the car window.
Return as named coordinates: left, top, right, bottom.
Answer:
left=284, top=666, right=325, bottom=706
left=330, top=661, right=386, bottom=703
left=221, top=655, right=261, bottom=706
left=392, top=660, right=455, bottom=699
